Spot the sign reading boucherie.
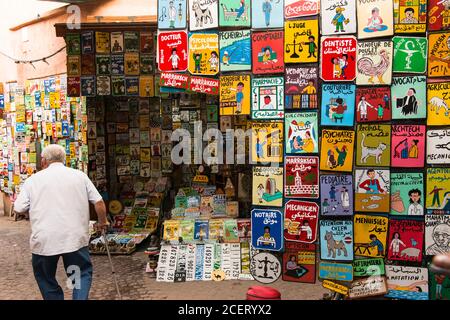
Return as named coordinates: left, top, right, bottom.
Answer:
left=189, top=76, right=219, bottom=95
left=160, top=72, right=190, bottom=89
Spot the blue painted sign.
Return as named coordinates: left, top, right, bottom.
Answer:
left=251, top=208, right=283, bottom=251
left=319, top=262, right=353, bottom=282
left=252, top=0, right=284, bottom=29
left=158, top=0, right=187, bottom=30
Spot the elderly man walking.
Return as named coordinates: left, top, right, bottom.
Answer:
left=14, top=144, right=108, bottom=300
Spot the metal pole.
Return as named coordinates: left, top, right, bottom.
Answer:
left=103, top=230, right=122, bottom=300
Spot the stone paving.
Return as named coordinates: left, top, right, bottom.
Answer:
left=0, top=216, right=327, bottom=300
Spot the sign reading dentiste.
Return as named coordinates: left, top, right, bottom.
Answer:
left=320, top=36, right=357, bottom=82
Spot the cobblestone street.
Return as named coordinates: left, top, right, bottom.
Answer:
left=0, top=216, right=327, bottom=300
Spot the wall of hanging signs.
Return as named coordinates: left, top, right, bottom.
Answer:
left=153, top=0, right=450, bottom=300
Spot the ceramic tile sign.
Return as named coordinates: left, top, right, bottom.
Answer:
left=251, top=121, right=284, bottom=164
left=319, top=262, right=353, bottom=282
left=284, top=65, right=319, bottom=109
left=284, top=0, right=319, bottom=18
left=284, top=200, right=319, bottom=243
left=356, top=87, right=391, bottom=122
left=393, top=0, right=427, bottom=33
left=425, top=215, right=450, bottom=256
left=251, top=77, right=284, bottom=120
left=219, top=74, right=250, bottom=115
left=252, top=0, right=284, bottom=29
left=427, top=129, right=450, bottom=165
left=387, top=219, right=424, bottom=263
left=158, top=0, right=187, bottom=29
left=428, top=0, right=450, bottom=32
left=157, top=31, right=189, bottom=72
left=219, top=0, right=251, bottom=27
left=356, top=124, right=391, bottom=167
left=355, top=169, right=390, bottom=213
left=188, top=33, right=219, bottom=76
left=320, top=174, right=353, bottom=216
left=319, top=220, right=354, bottom=261
left=426, top=168, right=450, bottom=211
left=320, top=83, right=356, bottom=127
left=219, top=30, right=251, bottom=72
left=251, top=208, right=283, bottom=251
left=356, top=0, right=394, bottom=39
left=320, top=36, right=357, bottom=82
left=284, top=111, right=318, bottom=154
left=391, top=76, right=426, bottom=120
left=429, top=267, right=450, bottom=300
left=282, top=242, right=316, bottom=283
left=391, top=124, right=426, bottom=168
left=284, top=156, right=319, bottom=199
left=354, top=214, right=389, bottom=258
left=349, top=275, right=388, bottom=299
left=427, top=82, right=450, bottom=126
left=356, top=40, right=393, bottom=85
left=385, top=266, right=429, bottom=300
left=428, top=32, right=450, bottom=78
left=390, top=172, right=424, bottom=216
left=252, top=31, right=284, bottom=74
left=320, top=129, right=355, bottom=172
left=252, top=166, right=284, bottom=207
left=353, top=257, right=385, bottom=277
left=188, top=0, right=219, bottom=31
left=321, top=0, right=357, bottom=35
left=284, top=19, right=319, bottom=64
left=392, top=36, right=427, bottom=73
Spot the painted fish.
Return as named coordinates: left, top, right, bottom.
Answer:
left=370, top=196, right=382, bottom=201
left=366, top=204, right=379, bottom=209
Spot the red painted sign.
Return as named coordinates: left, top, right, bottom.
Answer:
left=284, top=200, right=319, bottom=243
left=285, top=0, right=319, bottom=19
left=157, top=30, right=188, bottom=72
left=320, top=36, right=357, bottom=82
left=160, top=72, right=190, bottom=89
left=252, top=30, right=284, bottom=75
left=189, top=76, right=219, bottom=95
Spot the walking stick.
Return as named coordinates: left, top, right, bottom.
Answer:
left=102, top=229, right=122, bottom=300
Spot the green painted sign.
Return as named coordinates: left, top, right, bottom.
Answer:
left=353, top=258, right=385, bottom=277
left=393, top=36, right=428, bottom=73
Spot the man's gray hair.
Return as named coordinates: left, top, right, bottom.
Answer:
left=41, top=144, right=66, bottom=163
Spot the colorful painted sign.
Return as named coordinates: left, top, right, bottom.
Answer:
left=320, top=174, right=353, bottom=216
left=391, top=76, right=427, bottom=119
left=428, top=32, right=450, bottom=78
left=219, top=30, right=251, bottom=72
left=427, top=129, right=450, bottom=165
left=427, top=82, right=450, bottom=126
left=160, top=72, right=190, bottom=89
left=284, top=19, right=319, bottom=64
left=322, top=280, right=349, bottom=295
left=354, top=214, right=389, bottom=258
left=284, top=200, right=319, bottom=243
left=188, top=33, right=219, bottom=76
left=252, top=166, right=284, bottom=207
left=356, top=0, right=394, bottom=39
left=392, top=36, right=427, bottom=73
left=356, top=124, right=391, bottom=167
left=320, top=83, right=356, bottom=127
left=319, top=261, right=353, bottom=282
left=391, top=124, right=425, bottom=168
left=428, top=0, right=450, bottom=31
left=251, top=121, right=284, bottom=164
left=353, top=258, right=385, bottom=277
left=284, top=111, right=318, bottom=154
left=284, top=65, right=319, bottom=109
left=387, top=219, right=424, bottom=262
left=385, top=266, right=429, bottom=300
left=158, top=0, right=187, bottom=29
left=426, top=168, right=450, bottom=211
left=355, top=169, right=390, bottom=213
left=219, top=0, right=251, bottom=27
left=284, top=156, right=319, bottom=198
left=349, top=276, right=387, bottom=299
left=251, top=208, right=283, bottom=251
left=188, top=0, right=219, bottom=31
left=320, top=0, right=357, bottom=35
left=319, top=220, right=354, bottom=261
left=394, top=0, right=427, bottom=33
left=252, top=0, right=284, bottom=29
left=252, top=31, right=284, bottom=74
left=429, top=267, right=450, bottom=300
left=356, top=40, right=393, bottom=85
left=282, top=242, right=316, bottom=283
left=251, top=77, right=284, bottom=120
left=219, top=74, right=250, bottom=115
left=390, top=172, right=424, bottom=216
left=320, top=36, right=357, bottom=81
left=250, top=252, right=282, bottom=283
left=320, top=129, right=355, bottom=172
left=356, top=87, right=391, bottom=122
left=189, top=76, right=219, bottom=95
left=284, top=0, right=319, bottom=18
left=157, top=30, right=189, bottom=72
left=425, top=215, right=450, bottom=255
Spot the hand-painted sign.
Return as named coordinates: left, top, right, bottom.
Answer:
left=357, top=0, right=394, bottom=39
left=428, top=32, right=450, bottom=78
left=284, top=65, right=319, bottom=109
left=390, top=172, right=424, bottom=216
left=393, top=36, right=427, bottom=73
left=349, top=276, right=387, bottom=299
left=188, top=33, right=219, bottom=76
left=356, top=40, right=393, bottom=85
left=219, top=74, right=250, bottom=115
left=321, top=0, right=356, bottom=35
left=284, top=19, right=319, bottom=64
left=320, top=83, right=356, bottom=127
left=282, top=242, right=316, bottom=283
left=427, top=129, right=450, bottom=165
left=394, top=0, right=427, bottom=33
left=252, top=31, right=284, bottom=74
left=251, top=121, right=284, bottom=164
left=251, top=208, right=283, bottom=251
left=385, top=266, right=429, bottom=300
left=387, top=219, right=424, bottom=263
left=160, top=72, right=190, bottom=89
left=320, top=220, right=354, bottom=261
left=320, top=129, right=355, bottom=172
left=284, top=200, right=318, bottom=243
left=354, top=214, right=389, bottom=258
left=426, top=168, right=450, bottom=211
left=219, top=30, right=251, bottom=72
left=284, top=111, right=318, bottom=154
left=219, top=0, right=251, bottom=27
left=284, top=0, right=319, bottom=18
left=428, top=0, right=450, bottom=31
left=322, top=280, right=349, bottom=295
left=252, top=0, right=284, bottom=29
left=356, top=87, right=391, bottom=122
left=158, top=0, right=187, bottom=29
left=391, top=124, right=425, bottom=168
left=353, top=258, right=385, bottom=277
left=320, top=36, right=357, bottom=81
left=284, top=156, right=319, bottom=198
left=425, top=215, right=450, bottom=255
left=319, top=261, right=353, bottom=282
left=427, top=82, right=450, bottom=126
left=391, top=76, right=427, bottom=120
left=157, top=30, right=188, bottom=72
left=356, top=124, right=391, bottom=167
left=188, top=0, right=219, bottom=31
left=251, top=77, right=284, bottom=120
left=252, top=166, right=284, bottom=207
left=189, top=76, right=219, bottom=95
left=355, top=169, right=390, bottom=213
left=320, top=174, right=353, bottom=216
left=250, top=252, right=282, bottom=284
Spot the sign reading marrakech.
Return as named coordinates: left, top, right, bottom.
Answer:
left=189, top=77, right=219, bottom=95
left=160, top=72, right=190, bottom=89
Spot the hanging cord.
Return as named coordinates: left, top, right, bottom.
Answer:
left=0, top=46, right=67, bottom=67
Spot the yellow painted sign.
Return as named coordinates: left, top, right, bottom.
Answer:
left=284, top=19, right=319, bottom=64
left=427, top=82, right=450, bottom=126
left=252, top=166, right=284, bottom=207
left=188, top=33, right=220, bottom=76
left=319, top=129, right=355, bottom=172
left=219, top=75, right=251, bottom=115
left=354, top=214, right=389, bottom=258
left=428, top=32, right=450, bottom=77
left=322, top=280, right=349, bottom=295
left=251, top=121, right=284, bottom=163
left=163, top=220, right=180, bottom=241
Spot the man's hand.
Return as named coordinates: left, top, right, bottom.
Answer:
left=95, top=220, right=110, bottom=233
